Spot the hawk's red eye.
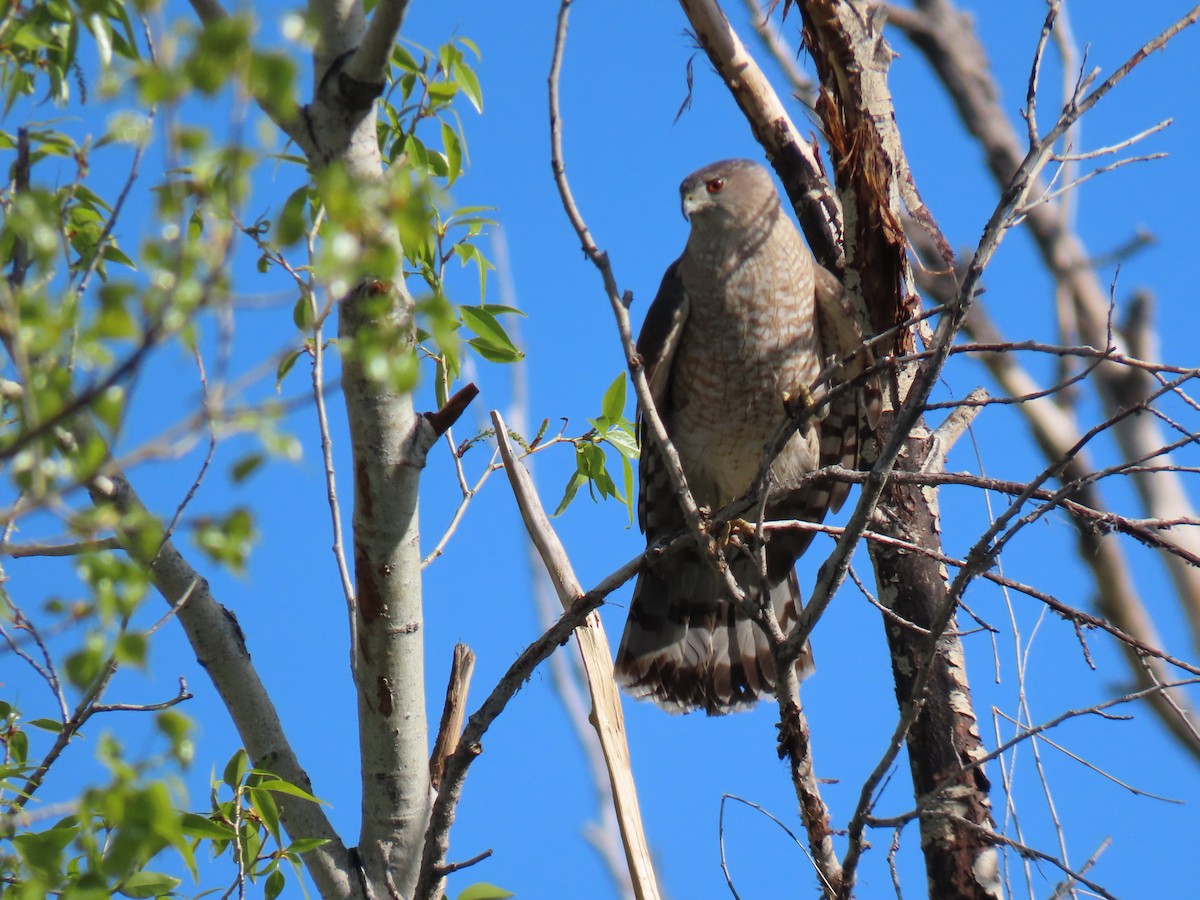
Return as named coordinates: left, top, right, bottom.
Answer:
left=705, top=178, right=725, bottom=194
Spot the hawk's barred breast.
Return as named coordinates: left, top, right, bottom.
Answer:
left=614, top=159, right=875, bottom=715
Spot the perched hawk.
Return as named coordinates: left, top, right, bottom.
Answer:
left=613, top=159, right=877, bottom=715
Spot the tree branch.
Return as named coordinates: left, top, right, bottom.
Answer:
left=893, top=0, right=1200, bottom=648
left=344, top=0, right=412, bottom=92
left=339, top=281, right=434, bottom=898
left=88, top=472, right=359, bottom=898
left=489, top=411, right=660, bottom=899
left=413, top=454, right=652, bottom=900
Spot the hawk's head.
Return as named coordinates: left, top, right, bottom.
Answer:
left=679, top=158, right=781, bottom=233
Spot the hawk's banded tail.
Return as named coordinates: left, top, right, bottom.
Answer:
left=614, top=547, right=814, bottom=715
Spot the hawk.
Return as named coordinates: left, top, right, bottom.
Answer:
left=613, top=159, right=878, bottom=715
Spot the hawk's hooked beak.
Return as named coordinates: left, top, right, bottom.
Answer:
left=681, top=190, right=705, bottom=220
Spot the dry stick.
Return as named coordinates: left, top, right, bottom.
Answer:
left=719, top=793, right=824, bottom=899
left=873, top=679, right=1200, bottom=830
left=507, top=303, right=636, bottom=899
left=1049, top=837, right=1112, bottom=900
left=895, top=0, right=1200, bottom=648
left=429, top=644, right=475, bottom=792
left=412, top=588, right=613, bottom=899
left=491, top=411, right=660, bottom=900
left=412, top=428, right=653, bottom=899
left=528, top=547, right=635, bottom=899
left=956, top=306, right=1200, bottom=754
left=0, top=537, right=121, bottom=558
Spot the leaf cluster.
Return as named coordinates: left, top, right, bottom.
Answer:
left=555, top=373, right=639, bottom=522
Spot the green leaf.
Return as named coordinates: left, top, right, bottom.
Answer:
left=601, top=373, right=627, bottom=422
left=254, top=778, right=328, bottom=805
left=115, top=631, right=147, bottom=666
left=622, top=454, right=636, bottom=524
left=453, top=241, right=495, bottom=300
left=102, top=243, right=136, bottom=269
left=249, top=51, right=298, bottom=119
left=285, top=837, right=331, bottom=855
left=480, top=304, right=523, bottom=318
left=553, top=470, right=587, bottom=517
left=441, top=121, right=462, bottom=184
left=459, top=305, right=522, bottom=362
left=192, top=507, right=258, bottom=574
left=276, top=185, right=311, bottom=247
left=27, top=718, right=64, bottom=733
left=87, top=13, right=112, bottom=67
left=392, top=43, right=421, bottom=73
left=13, top=826, right=77, bottom=882
left=249, top=786, right=280, bottom=844
left=603, top=427, right=639, bottom=461
left=8, top=729, right=28, bottom=766
left=276, top=347, right=304, bottom=389
left=65, top=639, right=106, bottom=690
left=230, top=452, right=265, bottom=483
left=292, top=293, right=316, bottom=331
left=466, top=337, right=522, bottom=364
left=454, top=61, right=483, bottom=113
left=117, top=871, right=183, bottom=898
left=223, top=749, right=249, bottom=790
left=180, top=813, right=237, bottom=841
left=457, top=884, right=515, bottom=900
left=265, top=868, right=286, bottom=900
left=427, top=81, right=458, bottom=104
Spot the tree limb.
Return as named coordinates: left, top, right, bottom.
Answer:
left=490, top=411, right=660, bottom=900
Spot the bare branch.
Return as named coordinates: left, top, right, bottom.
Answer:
left=429, top=644, right=475, bottom=793
left=720, top=794, right=831, bottom=898
left=0, top=537, right=120, bottom=558
left=345, top=0, right=412, bottom=89
left=488, top=411, right=659, bottom=899
left=739, top=0, right=818, bottom=108
left=88, top=473, right=359, bottom=896
left=413, top=543, right=646, bottom=898
left=895, top=0, right=1200, bottom=651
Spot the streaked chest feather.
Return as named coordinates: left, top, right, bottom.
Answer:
left=668, top=229, right=822, bottom=504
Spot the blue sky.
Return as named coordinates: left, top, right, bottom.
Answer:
left=6, top=1, right=1200, bottom=897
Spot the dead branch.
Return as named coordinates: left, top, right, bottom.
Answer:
left=890, top=0, right=1200, bottom=652
left=490, top=411, right=659, bottom=899
left=429, top=644, right=475, bottom=793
